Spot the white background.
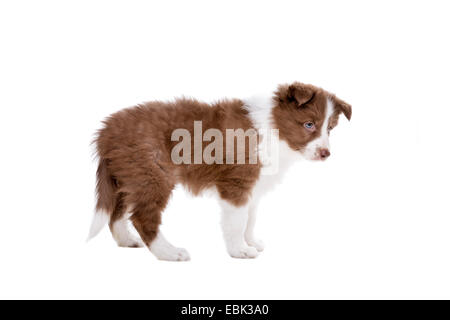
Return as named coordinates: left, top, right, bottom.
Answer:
left=1, top=0, right=449, bottom=299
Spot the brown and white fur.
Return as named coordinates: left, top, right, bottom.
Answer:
left=88, top=82, right=351, bottom=261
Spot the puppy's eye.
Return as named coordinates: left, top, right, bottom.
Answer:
left=304, top=122, right=315, bottom=131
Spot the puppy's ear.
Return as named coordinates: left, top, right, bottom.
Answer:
left=287, top=83, right=315, bottom=107
left=334, top=97, right=352, bottom=121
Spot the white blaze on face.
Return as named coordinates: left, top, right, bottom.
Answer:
left=302, top=98, right=334, bottom=160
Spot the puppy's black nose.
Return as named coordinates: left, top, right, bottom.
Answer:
left=319, top=148, right=330, bottom=159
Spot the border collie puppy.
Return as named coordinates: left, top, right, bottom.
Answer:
left=88, top=82, right=351, bottom=261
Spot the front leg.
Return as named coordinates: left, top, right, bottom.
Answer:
left=245, top=202, right=265, bottom=252
left=219, top=200, right=259, bottom=259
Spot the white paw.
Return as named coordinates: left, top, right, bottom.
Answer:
left=153, top=247, right=191, bottom=262
left=246, top=238, right=265, bottom=252
left=116, top=237, right=145, bottom=248
left=111, top=218, right=145, bottom=248
left=228, top=245, right=259, bottom=259
left=149, top=233, right=191, bottom=261
left=174, top=247, right=191, bottom=261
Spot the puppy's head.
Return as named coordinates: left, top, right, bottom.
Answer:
left=273, top=82, right=352, bottom=161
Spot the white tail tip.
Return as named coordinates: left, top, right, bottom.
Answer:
left=87, top=211, right=109, bottom=241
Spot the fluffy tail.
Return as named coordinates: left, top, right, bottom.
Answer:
left=87, top=210, right=110, bottom=241
left=87, top=158, right=116, bottom=240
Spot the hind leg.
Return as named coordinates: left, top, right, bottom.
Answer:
left=131, top=205, right=190, bottom=261
left=109, top=193, right=145, bottom=248
left=129, top=182, right=190, bottom=261
left=110, top=215, right=145, bottom=248
left=147, top=232, right=190, bottom=261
